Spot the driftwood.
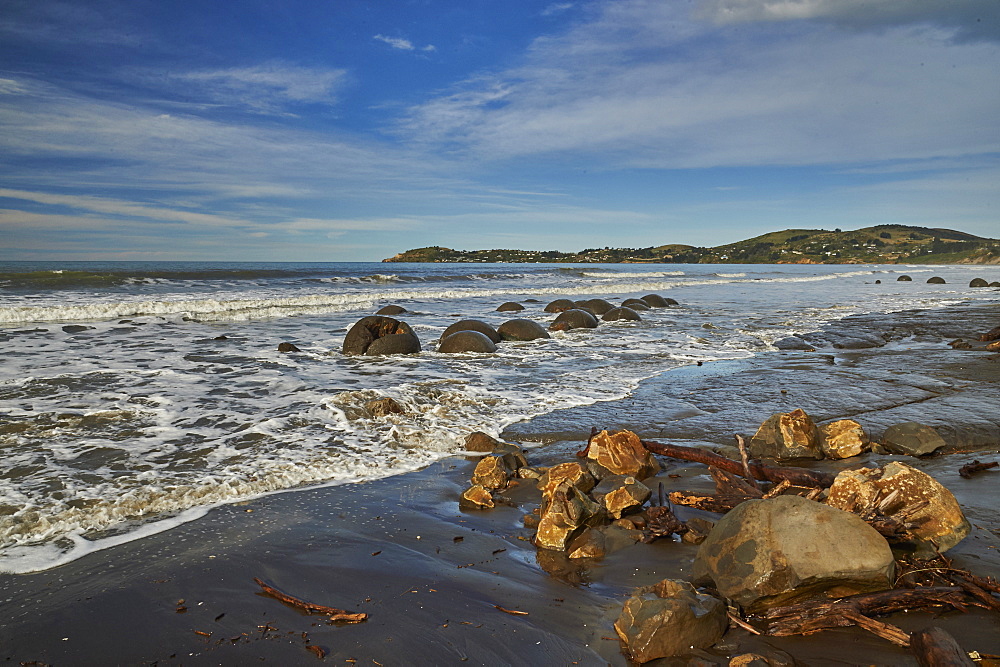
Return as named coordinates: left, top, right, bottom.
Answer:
left=643, top=483, right=689, bottom=543
left=640, top=439, right=836, bottom=488
left=959, top=460, right=998, bottom=478
left=253, top=578, right=368, bottom=623
left=910, top=627, right=975, bottom=667
left=669, top=467, right=764, bottom=513
left=764, top=586, right=971, bottom=638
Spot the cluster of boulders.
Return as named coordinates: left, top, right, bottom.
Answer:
left=456, top=409, right=977, bottom=663
left=747, top=408, right=951, bottom=459
left=896, top=275, right=999, bottom=287
left=331, top=293, right=678, bottom=356
left=949, top=323, right=1000, bottom=352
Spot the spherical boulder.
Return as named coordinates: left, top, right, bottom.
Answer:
left=897, top=275, right=912, bottom=281
left=440, top=319, right=501, bottom=343
left=497, top=319, right=550, bottom=341
left=342, top=316, right=420, bottom=356
left=577, top=298, right=614, bottom=315
left=970, top=278, right=989, bottom=288
left=549, top=309, right=599, bottom=332
left=641, top=294, right=669, bottom=307
left=621, top=298, right=650, bottom=310
left=602, top=306, right=642, bottom=322
left=926, top=277, right=946, bottom=284
left=496, top=301, right=525, bottom=312
left=438, top=330, right=498, bottom=353
left=991, top=282, right=1000, bottom=287
left=376, top=305, right=407, bottom=315
left=544, top=298, right=575, bottom=313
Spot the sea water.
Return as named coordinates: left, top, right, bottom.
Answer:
left=1, top=261, right=997, bottom=573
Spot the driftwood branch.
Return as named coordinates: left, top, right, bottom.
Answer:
left=640, top=439, right=836, bottom=488
left=910, top=627, right=976, bottom=667
left=253, top=578, right=368, bottom=623
left=959, top=460, right=998, bottom=479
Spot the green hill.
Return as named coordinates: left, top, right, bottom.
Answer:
left=383, top=225, right=1000, bottom=264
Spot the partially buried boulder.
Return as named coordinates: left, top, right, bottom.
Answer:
left=549, top=309, right=599, bottom=332
left=438, top=331, right=498, bottom=353
left=978, top=326, right=1000, bottom=342
left=496, top=301, right=524, bottom=312
left=365, top=397, right=405, bottom=417
left=897, top=275, right=913, bottom=281
left=342, top=316, right=420, bottom=356
left=826, top=461, right=971, bottom=557
left=463, top=431, right=502, bottom=453
left=498, top=319, right=550, bottom=341
left=622, top=298, right=651, bottom=310
left=926, top=277, right=946, bottom=284
left=544, top=298, right=576, bottom=313
left=586, top=429, right=660, bottom=479
left=440, top=319, right=501, bottom=343
left=881, top=421, right=946, bottom=456
left=819, top=419, right=868, bottom=459
left=970, top=278, right=989, bottom=288
left=277, top=342, right=301, bottom=353
left=614, top=579, right=728, bottom=663
left=749, top=408, right=822, bottom=460
left=578, top=298, right=614, bottom=315
left=602, top=306, right=642, bottom=322
left=376, top=305, right=407, bottom=315
left=693, top=495, right=895, bottom=611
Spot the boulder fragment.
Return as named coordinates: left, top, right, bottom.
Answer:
left=614, top=579, right=728, bottom=663
left=826, top=461, right=971, bottom=557
left=537, top=462, right=595, bottom=500
left=471, top=455, right=513, bottom=490
left=496, top=301, right=525, bottom=312
left=592, top=475, right=651, bottom=519
left=693, top=495, right=895, bottom=611
left=535, top=483, right=603, bottom=551
left=586, top=429, right=660, bottom=479
left=364, top=397, right=405, bottom=417
left=749, top=409, right=822, bottom=460
left=459, top=484, right=495, bottom=510
left=881, top=422, right=946, bottom=456
left=819, top=419, right=869, bottom=459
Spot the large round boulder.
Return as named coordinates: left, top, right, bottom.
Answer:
left=641, top=294, right=669, bottom=307
left=926, top=277, right=946, bottom=284
left=342, top=316, right=420, bottom=356
left=970, top=278, right=989, bottom=287
left=693, top=495, right=895, bottom=611
left=438, top=330, right=498, bottom=353
left=603, top=306, right=642, bottom=322
left=498, top=319, right=550, bottom=341
left=496, top=301, right=525, bottom=312
left=440, top=319, right=501, bottom=343
left=881, top=421, right=946, bottom=456
left=621, top=298, right=651, bottom=310
left=897, top=275, right=913, bottom=281
left=577, top=298, right=614, bottom=315
left=549, top=309, right=599, bottom=332
left=544, top=298, right=575, bottom=313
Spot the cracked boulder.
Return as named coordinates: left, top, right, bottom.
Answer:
left=586, top=429, right=660, bottom=479
left=749, top=408, right=822, bottom=460
left=342, top=316, right=420, bottom=356
left=535, top=483, right=603, bottom=551
left=819, top=419, right=869, bottom=459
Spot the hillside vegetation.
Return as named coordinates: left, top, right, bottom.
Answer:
left=383, top=225, right=1000, bottom=264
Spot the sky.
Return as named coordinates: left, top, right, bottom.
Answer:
left=1, top=0, right=998, bottom=262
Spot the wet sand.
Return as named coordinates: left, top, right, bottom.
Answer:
left=1, top=303, right=999, bottom=666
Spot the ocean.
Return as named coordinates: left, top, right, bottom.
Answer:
left=1, top=260, right=997, bottom=575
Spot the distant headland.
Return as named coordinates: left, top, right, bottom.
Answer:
left=383, top=225, right=1000, bottom=264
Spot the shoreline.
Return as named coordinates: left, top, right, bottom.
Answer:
left=1, top=302, right=999, bottom=665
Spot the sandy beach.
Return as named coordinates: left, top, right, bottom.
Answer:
left=2, top=301, right=999, bottom=666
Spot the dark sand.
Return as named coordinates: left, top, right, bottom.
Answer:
left=2, top=303, right=999, bottom=666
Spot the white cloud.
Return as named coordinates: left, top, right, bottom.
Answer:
left=542, top=3, right=574, bottom=16
left=374, top=34, right=436, bottom=53
left=401, top=0, right=1000, bottom=168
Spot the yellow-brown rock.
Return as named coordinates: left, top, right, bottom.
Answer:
left=819, top=419, right=869, bottom=459
left=749, top=408, right=821, bottom=460
left=826, top=462, right=971, bottom=557
left=537, top=461, right=595, bottom=500
left=535, top=483, right=603, bottom=551
left=586, top=430, right=660, bottom=479
left=459, top=484, right=494, bottom=510
left=595, top=475, right=651, bottom=519
left=471, top=455, right=511, bottom=490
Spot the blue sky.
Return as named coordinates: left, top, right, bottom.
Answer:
left=1, top=0, right=998, bottom=261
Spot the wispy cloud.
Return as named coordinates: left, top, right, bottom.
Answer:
left=542, top=3, right=574, bottom=16
left=401, top=0, right=1000, bottom=168
left=374, top=34, right=436, bottom=52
